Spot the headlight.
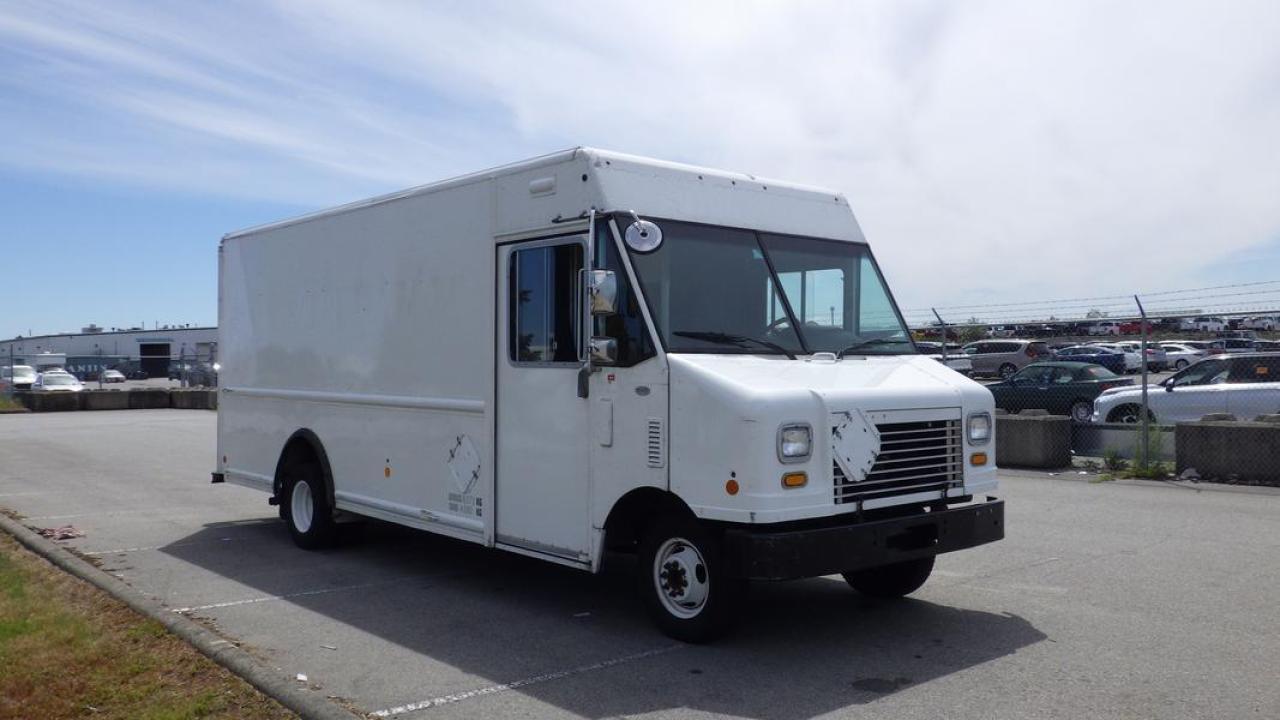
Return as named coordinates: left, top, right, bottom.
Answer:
left=967, top=412, right=992, bottom=445
left=777, top=423, right=812, bottom=462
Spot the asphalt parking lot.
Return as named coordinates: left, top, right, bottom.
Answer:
left=2, top=410, right=1278, bottom=719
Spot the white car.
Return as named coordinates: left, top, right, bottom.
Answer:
left=1088, top=342, right=1142, bottom=373
left=1092, top=354, right=1280, bottom=423
left=1191, top=316, right=1227, bottom=333
left=1114, top=342, right=1168, bottom=371
left=1241, top=316, right=1278, bottom=331
left=1, top=364, right=37, bottom=390
left=1086, top=321, right=1122, bottom=336
left=32, top=371, right=84, bottom=393
left=1159, top=343, right=1208, bottom=371
left=102, top=369, right=127, bottom=383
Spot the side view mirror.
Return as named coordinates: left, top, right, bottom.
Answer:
left=589, top=270, right=617, bottom=316
left=590, top=336, right=617, bottom=365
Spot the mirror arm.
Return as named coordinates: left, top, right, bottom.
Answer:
left=579, top=208, right=597, bottom=399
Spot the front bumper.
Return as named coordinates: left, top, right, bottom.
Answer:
left=722, top=498, right=1004, bottom=580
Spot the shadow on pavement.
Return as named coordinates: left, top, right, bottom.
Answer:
left=161, top=518, right=1046, bottom=719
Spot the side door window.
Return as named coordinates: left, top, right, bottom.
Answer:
left=509, top=243, right=584, bottom=364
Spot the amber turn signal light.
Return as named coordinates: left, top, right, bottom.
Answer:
left=781, top=472, right=807, bottom=488
left=725, top=479, right=740, bottom=495
left=970, top=452, right=988, bottom=466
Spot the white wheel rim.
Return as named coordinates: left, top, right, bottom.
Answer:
left=653, top=537, right=709, bottom=619
left=291, top=479, right=314, bottom=533
left=1072, top=403, right=1091, bottom=422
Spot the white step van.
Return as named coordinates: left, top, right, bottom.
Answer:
left=214, top=148, right=1003, bottom=641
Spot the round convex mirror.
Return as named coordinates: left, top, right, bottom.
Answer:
left=624, top=220, right=663, bottom=253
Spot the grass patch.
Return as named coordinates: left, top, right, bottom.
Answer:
left=0, top=532, right=296, bottom=720
left=0, top=395, right=25, bottom=412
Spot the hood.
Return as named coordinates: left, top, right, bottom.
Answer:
left=667, top=353, right=991, bottom=413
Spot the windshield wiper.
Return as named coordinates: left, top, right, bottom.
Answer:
left=837, top=338, right=910, bottom=359
left=673, top=331, right=797, bottom=360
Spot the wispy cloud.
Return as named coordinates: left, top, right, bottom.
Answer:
left=1, top=0, right=1277, bottom=309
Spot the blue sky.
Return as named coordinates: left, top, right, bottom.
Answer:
left=1, top=0, right=1278, bottom=339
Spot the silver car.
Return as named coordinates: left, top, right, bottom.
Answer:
left=961, top=339, right=1051, bottom=379
left=1092, top=353, right=1280, bottom=423
left=31, top=371, right=84, bottom=393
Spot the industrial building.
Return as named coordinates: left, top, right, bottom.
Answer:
left=0, top=325, right=217, bottom=378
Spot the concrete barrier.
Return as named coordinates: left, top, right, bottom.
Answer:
left=170, top=389, right=217, bottom=410
left=996, top=412, right=1073, bottom=469
left=80, top=390, right=130, bottom=411
left=1175, top=419, right=1280, bottom=485
left=128, top=389, right=171, bottom=409
left=1071, top=423, right=1176, bottom=461
left=19, top=392, right=82, bottom=412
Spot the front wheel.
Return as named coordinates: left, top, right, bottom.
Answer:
left=998, top=363, right=1017, bottom=379
left=638, top=517, right=744, bottom=643
left=1107, top=404, right=1156, bottom=424
left=843, top=556, right=935, bottom=598
left=1174, top=359, right=1189, bottom=370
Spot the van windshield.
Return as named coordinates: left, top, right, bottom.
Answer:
left=622, top=218, right=915, bottom=356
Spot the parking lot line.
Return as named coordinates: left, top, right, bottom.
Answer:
left=83, top=536, right=240, bottom=556
left=369, top=644, right=684, bottom=718
left=169, top=575, right=422, bottom=614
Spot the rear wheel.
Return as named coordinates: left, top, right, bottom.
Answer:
left=637, top=517, right=744, bottom=643
left=1174, top=359, right=1189, bottom=370
left=281, top=461, right=337, bottom=549
left=843, top=556, right=935, bottom=598
left=1069, top=400, right=1093, bottom=423
left=998, top=363, right=1017, bottom=379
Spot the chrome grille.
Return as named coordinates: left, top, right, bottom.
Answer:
left=834, top=418, right=963, bottom=505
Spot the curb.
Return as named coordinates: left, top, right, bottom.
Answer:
left=0, top=511, right=359, bottom=720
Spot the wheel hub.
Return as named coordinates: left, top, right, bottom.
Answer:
left=653, top=538, right=710, bottom=618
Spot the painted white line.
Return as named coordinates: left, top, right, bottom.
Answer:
left=84, top=536, right=238, bottom=556
left=371, top=645, right=683, bottom=717
left=0, top=491, right=47, bottom=497
left=170, top=576, right=417, bottom=614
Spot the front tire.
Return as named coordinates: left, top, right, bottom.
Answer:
left=638, top=517, right=744, bottom=643
left=843, top=556, right=935, bottom=598
left=282, top=461, right=337, bottom=550
left=998, top=363, right=1017, bottom=379
left=1107, top=404, right=1156, bottom=424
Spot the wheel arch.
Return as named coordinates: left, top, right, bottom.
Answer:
left=603, top=487, right=696, bottom=553
left=273, top=428, right=336, bottom=507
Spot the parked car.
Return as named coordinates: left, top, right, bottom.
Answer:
left=1158, top=343, right=1208, bottom=371
left=1254, top=340, right=1280, bottom=352
left=1117, top=320, right=1154, bottom=335
left=1191, top=316, right=1227, bottom=333
left=988, top=362, right=1135, bottom=422
left=1, top=364, right=37, bottom=390
left=1220, top=338, right=1259, bottom=354
left=961, top=339, right=1051, bottom=378
left=985, top=325, right=1017, bottom=338
left=1241, top=316, right=1278, bottom=331
left=1092, top=353, right=1280, bottom=423
left=31, top=371, right=84, bottom=393
left=1086, top=321, right=1123, bottom=336
left=1113, top=341, right=1168, bottom=371
left=915, top=342, right=973, bottom=376
left=1051, top=345, right=1128, bottom=374
left=101, top=369, right=126, bottom=383
left=1087, top=343, right=1142, bottom=373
